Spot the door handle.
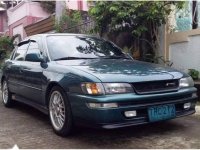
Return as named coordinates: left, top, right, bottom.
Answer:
left=19, top=67, right=30, bottom=73
left=19, top=68, right=24, bottom=73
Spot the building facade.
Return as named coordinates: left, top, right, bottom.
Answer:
left=0, top=7, right=7, bottom=35
left=25, top=0, right=91, bottom=37
left=0, top=0, right=90, bottom=41
left=66, top=0, right=89, bottom=11
left=7, top=1, right=50, bottom=40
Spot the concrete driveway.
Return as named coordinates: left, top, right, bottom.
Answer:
left=0, top=96, right=200, bottom=149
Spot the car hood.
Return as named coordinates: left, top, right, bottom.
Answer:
left=56, top=59, right=184, bottom=82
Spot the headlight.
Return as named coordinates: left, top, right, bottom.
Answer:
left=81, top=83, right=134, bottom=95
left=103, top=83, right=134, bottom=94
left=179, top=77, right=194, bottom=88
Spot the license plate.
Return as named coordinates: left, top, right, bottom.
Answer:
left=148, top=104, right=176, bottom=122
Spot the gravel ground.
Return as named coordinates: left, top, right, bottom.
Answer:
left=0, top=97, right=200, bottom=149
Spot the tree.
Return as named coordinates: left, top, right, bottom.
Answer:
left=55, top=10, right=82, bottom=33
left=89, top=1, right=184, bottom=61
left=40, top=1, right=55, bottom=14
left=192, top=1, right=198, bottom=29
left=0, top=36, right=15, bottom=67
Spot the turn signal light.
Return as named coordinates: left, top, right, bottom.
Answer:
left=87, top=103, right=118, bottom=109
left=81, top=83, right=104, bottom=95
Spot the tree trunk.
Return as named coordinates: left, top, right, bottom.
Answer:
left=192, top=1, right=198, bottom=29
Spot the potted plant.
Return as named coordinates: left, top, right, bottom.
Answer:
left=189, top=69, right=200, bottom=102
left=188, top=69, right=199, bottom=80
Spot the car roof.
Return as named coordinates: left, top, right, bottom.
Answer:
left=28, top=33, right=99, bottom=39
left=19, top=33, right=101, bottom=46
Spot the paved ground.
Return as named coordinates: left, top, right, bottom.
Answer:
left=0, top=96, right=200, bottom=149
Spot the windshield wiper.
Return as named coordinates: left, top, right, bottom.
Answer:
left=99, top=56, right=130, bottom=59
left=54, top=56, right=131, bottom=61
left=54, top=57, right=96, bottom=61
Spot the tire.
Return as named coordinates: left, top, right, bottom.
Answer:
left=48, top=86, right=73, bottom=136
left=2, top=80, right=13, bottom=107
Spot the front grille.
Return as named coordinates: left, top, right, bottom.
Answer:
left=132, top=79, right=179, bottom=94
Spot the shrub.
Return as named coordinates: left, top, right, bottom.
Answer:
left=188, top=69, right=199, bottom=80
left=0, top=36, right=14, bottom=68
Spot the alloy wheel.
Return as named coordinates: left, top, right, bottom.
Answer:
left=49, top=91, right=66, bottom=131
left=2, top=81, right=8, bottom=104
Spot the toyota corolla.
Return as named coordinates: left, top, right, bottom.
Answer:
left=1, top=34, right=198, bottom=136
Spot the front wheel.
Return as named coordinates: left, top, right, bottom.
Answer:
left=48, top=86, right=73, bottom=136
left=2, top=80, right=13, bottom=107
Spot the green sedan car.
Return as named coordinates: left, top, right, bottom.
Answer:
left=1, top=34, right=198, bottom=136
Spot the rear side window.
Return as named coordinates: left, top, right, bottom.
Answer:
left=25, top=41, right=42, bottom=61
left=28, top=41, right=40, bottom=49
left=13, top=42, right=29, bottom=61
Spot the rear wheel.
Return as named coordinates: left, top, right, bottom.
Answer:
left=2, top=80, right=13, bottom=107
left=48, top=86, right=73, bottom=136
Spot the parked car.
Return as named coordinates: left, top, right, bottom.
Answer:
left=1, top=34, right=198, bottom=136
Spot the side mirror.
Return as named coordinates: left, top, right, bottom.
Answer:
left=25, top=53, right=45, bottom=63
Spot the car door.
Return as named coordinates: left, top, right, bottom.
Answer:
left=6, top=41, right=29, bottom=95
left=19, top=37, right=46, bottom=105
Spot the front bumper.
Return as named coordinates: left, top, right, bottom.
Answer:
left=68, top=87, right=198, bottom=129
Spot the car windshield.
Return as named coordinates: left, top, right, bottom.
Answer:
left=46, top=35, right=127, bottom=60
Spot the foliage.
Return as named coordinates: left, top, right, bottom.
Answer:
left=89, top=1, right=184, bottom=60
left=188, top=69, right=199, bottom=80
left=55, top=10, right=82, bottom=33
left=0, top=36, right=14, bottom=59
left=89, top=1, right=184, bottom=36
left=40, top=1, right=55, bottom=14
left=0, top=36, right=15, bottom=68
left=144, top=54, right=173, bottom=67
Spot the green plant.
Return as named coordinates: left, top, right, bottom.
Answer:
left=89, top=1, right=185, bottom=60
left=0, top=36, right=14, bottom=68
left=89, top=1, right=184, bottom=36
left=188, top=69, right=199, bottom=80
left=55, top=10, right=82, bottom=33
left=144, top=54, right=173, bottom=67
left=40, top=1, right=55, bottom=14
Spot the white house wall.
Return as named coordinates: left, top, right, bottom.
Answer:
left=169, top=35, right=200, bottom=72
left=7, top=2, right=49, bottom=26
left=29, top=2, right=50, bottom=18
left=7, top=2, right=28, bottom=26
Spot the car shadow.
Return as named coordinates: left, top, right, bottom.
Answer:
left=70, top=120, right=186, bottom=148
left=12, top=101, right=50, bottom=124
left=10, top=101, right=187, bottom=149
